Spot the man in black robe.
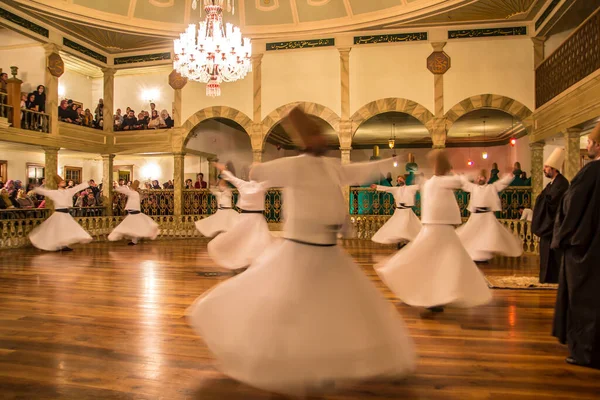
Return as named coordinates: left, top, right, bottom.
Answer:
left=532, top=148, right=569, bottom=283
left=552, top=123, right=600, bottom=368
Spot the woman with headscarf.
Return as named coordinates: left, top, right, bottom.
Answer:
left=16, top=189, right=35, bottom=208
left=148, top=109, right=166, bottom=129
left=108, top=180, right=159, bottom=245
left=376, top=150, right=491, bottom=312
left=161, top=109, right=174, bottom=128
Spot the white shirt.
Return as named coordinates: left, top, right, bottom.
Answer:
left=221, top=170, right=269, bottom=211
left=33, top=182, right=89, bottom=209
left=420, top=175, right=462, bottom=225
left=461, top=174, right=514, bottom=213
left=210, top=187, right=233, bottom=208
left=252, top=155, right=392, bottom=244
left=114, top=185, right=140, bottom=211
left=374, top=184, right=419, bottom=207
left=520, top=208, right=533, bottom=222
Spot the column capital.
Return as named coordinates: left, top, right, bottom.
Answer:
left=251, top=53, right=264, bottom=63
left=101, top=67, right=116, bottom=77
left=529, top=141, right=545, bottom=150
left=339, top=146, right=353, bottom=152
left=565, top=127, right=583, bottom=138
left=431, top=42, right=447, bottom=52
left=41, top=146, right=60, bottom=153
left=43, top=42, right=61, bottom=56
left=531, top=36, right=547, bottom=45
left=101, top=153, right=116, bottom=160
left=338, top=47, right=352, bottom=56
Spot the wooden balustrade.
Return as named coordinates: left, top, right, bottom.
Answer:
left=20, top=109, right=50, bottom=132
left=536, top=9, right=600, bottom=108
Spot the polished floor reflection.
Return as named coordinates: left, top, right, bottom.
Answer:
left=0, top=240, right=599, bottom=400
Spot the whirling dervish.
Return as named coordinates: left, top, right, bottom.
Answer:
left=456, top=169, right=523, bottom=262
left=376, top=150, right=492, bottom=312
left=187, top=107, right=416, bottom=396
left=195, top=177, right=238, bottom=238
left=108, top=180, right=159, bottom=245
left=206, top=162, right=273, bottom=270
left=29, top=175, right=92, bottom=252
left=370, top=174, right=421, bottom=247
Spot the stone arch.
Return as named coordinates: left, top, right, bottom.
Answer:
left=445, top=94, right=534, bottom=133
left=261, top=102, right=341, bottom=146
left=181, top=106, right=254, bottom=149
left=350, top=98, right=435, bottom=137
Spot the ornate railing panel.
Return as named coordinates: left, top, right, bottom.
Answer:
left=350, top=186, right=531, bottom=219
left=0, top=208, right=50, bottom=220
left=113, top=190, right=174, bottom=216
left=536, top=10, right=600, bottom=108
left=20, top=109, right=50, bottom=133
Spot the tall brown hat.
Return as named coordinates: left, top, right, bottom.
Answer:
left=427, top=150, right=452, bottom=176
left=589, top=121, right=600, bottom=143
left=54, top=174, right=64, bottom=185
left=131, top=180, right=140, bottom=190
left=284, top=106, right=326, bottom=154
left=479, top=169, right=488, bottom=179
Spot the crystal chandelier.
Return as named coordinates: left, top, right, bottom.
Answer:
left=174, top=0, right=252, bottom=97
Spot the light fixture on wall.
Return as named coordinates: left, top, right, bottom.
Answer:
left=142, top=89, right=160, bottom=103
left=141, top=163, right=161, bottom=180
left=174, top=0, right=251, bottom=97
left=388, top=122, right=396, bottom=149
left=58, top=85, right=65, bottom=98
left=481, top=119, right=488, bottom=160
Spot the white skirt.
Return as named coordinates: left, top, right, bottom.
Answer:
left=207, top=213, right=273, bottom=269
left=456, top=212, right=523, bottom=261
left=187, top=240, right=416, bottom=396
left=29, top=212, right=93, bottom=251
left=195, top=209, right=239, bottom=238
left=372, top=208, right=422, bottom=244
left=376, top=224, right=492, bottom=308
left=108, top=213, right=159, bottom=242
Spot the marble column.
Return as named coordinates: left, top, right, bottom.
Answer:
left=427, top=43, right=450, bottom=149
left=173, top=152, right=185, bottom=216
left=252, top=150, right=263, bottom=163
left=169, top=70, right=188, bottom=128
left=250, top=123, right=264, bottom=163
left=340, top=146, right=352, bottom=209
left=530, top=142, right=545, bottom=205
left=532, top=37, right=546, bottom=69
left=43, top=146, right=59, bottom=210
left=339, top=48, right=351, bottom=120
left=252, top=54, right=263, bottom=123
left=101, top=154, right=115, bottom=216
left=102, top=68, right=115, bottom=132
left=43, top=43, right=62, bottom=135
left=431, top=118, right=447, bottom=149
left=564, top=127, right=582, bottom=181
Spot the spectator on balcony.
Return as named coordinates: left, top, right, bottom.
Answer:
left=24, top=93, right=38, bottom=128
left=136, top=112, right=149, bottom=129
left=95, top=99, right=104, bottom=122
left=0, top=188, right=14, bottom=209
left=161, top=109, right=174, bottom=128
left=144, top=182, right=152, bottom=189
left=17, top=189, right=35, bottom=208
left=122, top=110, right=137, bottom=131
left=118, top=179, right=125, bottom=186
left=151, top=180, right=161, bottom=189
left=194, top=173, right=207, bottom=189
left=74, top=191, right=87, bottom=207
left=148, top=109, right=166, bottom=129
left=114, top=108, right=123, bottom=130
left=82, top=108, right=94, bottom=128
left=150, top=103, right=156, bottom=114
left=67, top=180, right=75, bottom=189
left=185, top=178, right=194, bottom=189
left=0, top=72, right=7, bottom=93
left=88, top=179, right=100, bottom=198
left=58, top=100, right=73, bottom=123
left=33, top=85, right=46, bottom=113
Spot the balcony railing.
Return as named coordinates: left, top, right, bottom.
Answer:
left=536, top=9, right=600, bottom=108
left=113, top=189, right=175, bottom=216
left=20, top=109, right=50, bottom=133
left=0, top=92, right=9, bottom=120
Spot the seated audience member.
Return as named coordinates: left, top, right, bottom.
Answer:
left=34, top=85, right=46, bottom=113
left=0, top=189, right=15, bottom=209
left=122, top=110, right=138, bottom=130
left=194, top=173, right=207, bottom=189
left=185, top=178, right=194, bottom=189
left=0, top=72, right=8, bottom=93
left=26, top=190, right=39, bottom=207
left=95, top=99, right=104, bottom=122
left=152, top=180, right=161, bottom=189
left=144, top=182, right=152, bottom=189
left=86, top=191, right=97, bottom=207
left=17, top=189, right=35, bottom=208
left=136, top=112, right=148, bottom=130
left=58, top=100, right=73, bottom=123
left=114, top=108, right=123, bottom=130
left=148, top=109, right=167, bottom=129
left=161, top=109, right=174, bottom=128
left=82, top=108, right=94, bottom=127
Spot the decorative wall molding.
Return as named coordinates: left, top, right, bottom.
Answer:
left=114, top=52, right=171, bottom=65
left=0, top=7, right=49, bottom=38
left=535, top=0, right=561, bottom=31
left=354, top=32, right=427, bottom=45
left=350, top=98, right=435, bottom=136
left=266, top=38, right=335, bottom=51
left=62, top=38, right=107, bottom=64
left=256, top=0, right=280, bottom=12
left=448, top=26, right=527, bottom=39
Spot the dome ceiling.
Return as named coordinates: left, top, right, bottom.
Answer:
left=4, top=0, right=546, bottom=53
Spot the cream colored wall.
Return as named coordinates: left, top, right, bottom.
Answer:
left=57, top=155, right=103, bottom=183
left=350, top=43, right=434, bottom=115
left=91, top=77, right=103, bottom=108
left=262, top=48, right=341, bottom=118
left=2, top=149, right=45, bottom=183
left=545, top=29, right=574, bottom=59
left=181, top=73, right=254, bottom=124
left=59, top=70, right=94, bottom=110
left=0, top=44, right=46, bottom=94
left=444, top=37, right=535, bottom=112
left=114, top=70, right=174, bottom=116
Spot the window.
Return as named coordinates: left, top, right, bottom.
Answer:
left=64, top=166, right=83, bottom=184
left=26, top=163, right=45, bottom=186
left=0, top=160, right=6, bottom=183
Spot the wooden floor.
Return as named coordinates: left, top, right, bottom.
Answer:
left=0, top=240, right=599, bottom=400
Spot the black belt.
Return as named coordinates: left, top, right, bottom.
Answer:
left=475, top=207, right=491, bottom=213
left=218, top=207, right=232, bottom=210
left=240, top=209, right=264, bottom=214
left=54, top=208, right=69, bottom=213
left=127, top=210, right=141, bottom=215
left=396, top=203, right=412, bottom=209
left=285, top=238, right=337, bottom=247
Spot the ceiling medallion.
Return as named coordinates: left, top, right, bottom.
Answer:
left=174, top=0, right=251, bottom=97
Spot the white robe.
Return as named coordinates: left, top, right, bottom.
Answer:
left=371, top=184, right=422, bottom=244
left=108, top=186, right=159, bottom=242
left=456, top=175, right=523, bottom=261
left=207, top=171, right=273, bottom=269
left=376, top=175, right=492, bottom=308
left=187, top=155, right=416, bottom=396
left=195, top=186, right=238, bottom=237
left=29, top=183, right=93, bottom=251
